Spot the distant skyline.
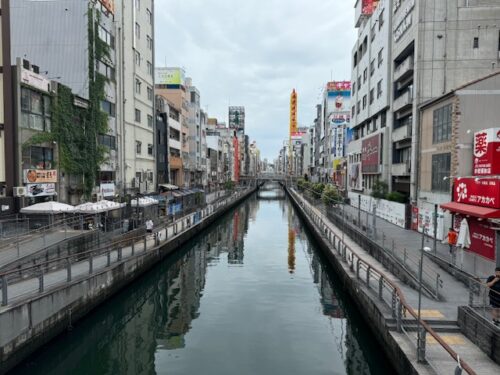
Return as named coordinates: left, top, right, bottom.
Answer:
left=155, top=0, right=355, bottom=160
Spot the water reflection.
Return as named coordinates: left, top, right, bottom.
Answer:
left=16, top=192, right=391, bottom=375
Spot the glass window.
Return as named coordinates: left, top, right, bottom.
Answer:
left=147, top=61, right=153, bottom=76
left=431, top=153, right=451, bottom=191
left=148, top=144, right=153, bottom=155
left=31, top=92, right=43, bottom=114
left=147, top=114, right=153, bottom=127
left=21, top=88, right=30, bottom=111
left=136, top=141, right=142, bottom=154
left=135, top=109, right=141, bottom=123
left=432, top=104, right=452, bottom=143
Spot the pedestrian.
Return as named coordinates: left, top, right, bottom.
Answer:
left=145, top=219, right=154, bottom=234
left=446, top=227, right=457, bottom=254
left=486, top=267, right=500, bottom=326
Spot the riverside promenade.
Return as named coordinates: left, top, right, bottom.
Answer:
left=287, top=187, right=500, bottom=375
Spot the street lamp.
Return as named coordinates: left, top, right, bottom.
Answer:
left=417, top=243, right=432, bottom=363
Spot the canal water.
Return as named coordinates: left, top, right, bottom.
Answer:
left=15, top=185, right=394, bottom=375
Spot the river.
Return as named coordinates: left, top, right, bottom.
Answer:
left=14, top=184, right=393, bottom=375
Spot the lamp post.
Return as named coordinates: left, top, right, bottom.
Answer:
left=417, top=237, right=432, bottom=363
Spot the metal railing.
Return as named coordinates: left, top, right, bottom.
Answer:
left=299, top=188, right=442, bottom=299
left=0, top=188, right=251, bottom=307
left=289, top=188, right=476, bottom=375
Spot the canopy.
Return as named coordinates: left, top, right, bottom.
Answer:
left=131, top=197, right=159, bottom=207
left=75, top=200, right=126, bottom=214
left=440, top=202, right=500, bottom=219
left=20, top=201, right=76, bottom=214
left=159, top=183, right=179, bottom=191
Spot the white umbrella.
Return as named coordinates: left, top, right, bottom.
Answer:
left=20, top=201, right=76, bottom=214
left=75, top=200, right=125, bottom=214
left=131, top=197, right=159, bottom=207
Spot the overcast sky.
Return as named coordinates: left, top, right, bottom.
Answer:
left=155, top=0, right=355, bottom=161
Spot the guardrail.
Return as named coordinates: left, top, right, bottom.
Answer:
left=0, top=188, right=251, bottom=307
left=289, top=188, right=476, bottom=375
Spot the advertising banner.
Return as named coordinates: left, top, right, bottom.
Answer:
left=26, top=183, right=56, bottom=197
left=361, top=134, right=381, bottom=174
left=21, top=69, right=50, bottom=93
left=362, top=0, right=379, bottom=15
left=100, top=182, right=116, bottom=197
left=454, top=177, right=500, bottom=209
left=155, top=68, right=185, bottom=86
left=468, top=219, right=496, bottom=260
left=290, top=89, right=298, bottom=135
left=348, top=162, right=362, bottom=190
left=473, top=128, right=500, bottom=175
left=24, top=169, right=58, bottom=184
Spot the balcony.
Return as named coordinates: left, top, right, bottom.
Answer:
left=391, top=161, right=411, bottom=176
left=393, top=90, right=413, bottom=112
left=392, top=123, right=412, bottom=143
left=169, top=139, right=181, bottom=151
left=394, top=56, right=414, bottom=83
left=170, top=156, right=182, bottom=169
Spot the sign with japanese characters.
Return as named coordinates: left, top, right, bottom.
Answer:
left=468, top=219, right=496, bottom=260
left=473, top=128, right=500, bottom=176
left=26, top=183, right=56, bottom=197
left=454, top=177, right=500, bottom=209
left=361, top=134, right=381, bottom=174
left=24, top=169, right=58, bottom=184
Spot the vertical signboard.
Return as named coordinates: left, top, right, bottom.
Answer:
left=473, top=128, right=500, bottom=176
left=229, top=106, right=245, bottom=132
left=362, top=0, right=379, bottom=15
left=290, top=89, right=298, bottom=136
left=361, top=134, right=381, bottom=174
left=327, top=81, right=351, bottom=159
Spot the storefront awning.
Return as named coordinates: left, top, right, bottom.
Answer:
left=440, top=202, right=500, bottom=219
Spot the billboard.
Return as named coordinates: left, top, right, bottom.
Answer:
left=26, top=183, right=56, bottom=197
left=361, top=134, right=381, bottom=174
left=327, top=81, right=351, bottom=116
left=454, top=177, right=500, bottom=209
left=24, top=169, right=58, bottom=184
left=473, top=128, right=500, bottom=176
left=229, top=106, right=245, bottom=131
left=155, top=68, right=185, bottom=86
left=468, top=219, right=496, bottom=260
left=100, top=182, right=116, bottom=197
left=349, top=162, right=362, bottom=190
left=99, top=0, right=115, bottom=14
left=290, top=89, right=298, bottom=136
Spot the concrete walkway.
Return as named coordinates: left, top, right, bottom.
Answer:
left=294, top=190, right=499, bottom=375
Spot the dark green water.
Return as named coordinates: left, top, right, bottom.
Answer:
left=14, top=188, right=394, bottom=375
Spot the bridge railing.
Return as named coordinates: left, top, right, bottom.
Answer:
left=288, top=188, right=476, bottom=375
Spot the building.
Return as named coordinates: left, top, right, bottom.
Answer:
left=155, top=95, right=169, bottom=185
left=418, top=72, right=500, bottom=269
left=166, top=100, right=183, bottom=186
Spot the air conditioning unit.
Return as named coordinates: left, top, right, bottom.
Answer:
left=13, top=186, right=27, bottom=197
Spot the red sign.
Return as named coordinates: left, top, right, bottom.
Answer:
left=327, top=81, right=351, bottom=92
left=468, top=219, right=496, bottom=260
left=454, top=177, right=500, bottom=209
left=473, top=128, right=500, bottom=175
left=361, top=134, right=381, bottom=174
left=362, top=0, right=379, bottom=15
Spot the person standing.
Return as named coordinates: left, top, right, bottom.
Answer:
left=447, top=227, right=457, bottom=254
left=145, top=219, right=154, bottom=234
left=486, top=267, right=500, bottom=326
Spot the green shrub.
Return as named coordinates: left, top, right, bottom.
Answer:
left=385, top=191, right=407, bottom=203
left=371, top=180, right=388, bottom=199
left=322, top=185, right=340, bottom=205
left=225, top=180, right=235, bottom=190
left=312, top=183, right=325, bottom=199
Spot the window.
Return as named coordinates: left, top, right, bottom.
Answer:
left=135, top=0, right=140, bottom=9
left=96, top=60, right=115, bottom=80
left=381, top=111, right=387, bottom=128
left=146, top=35, right=153, bottom=50
left=370, top=25, right=376, bottom=41
left=135, top=79, right=142, bottom=94
left=370, top=59, right=375, bottom=76
left=98, top=134, right=116, bottom=149
left=362, top=95, right=367, bottom=109
left=146, top=8, right=152, bottom=24
left=377, top=79, right=383, bottom=98
left=135, top=108, right=141, bottom=123
left=135, top=51, right=141, bottom=65
left=352, top=106, right=356, bottom=117
left=357, top=101, right=360, bottom=114
left=432, top=104, right=452, bottom=143
left=352, top=83, right=356, bottom=95
left=101, top=100, right=116, bottom=117
left=473, top=37, right=479, bottom=49
left=369, top=89, right=374, bottom=104
left=431, top=153, right=451, bottom=192
left=20, top=88, right=51, bottom=132
left=98, top=25, right=115, bottom=49
left=22, top=146, right=53, bottom=169
left=148, top=144, right=153, bottom=155
left=378, top=11, right=384, bottom=30
left=135, top=22, right=140, bottom=39
left=147, top=61, right=153, bottom=76
left=147, top=86, right=153, bottom=101
left=353, top=52, right=358, bottom=68
left=147, top=114, right=153, bottom=127
left=363, top=68, right=367, bottom=83
left=357, top=76, right=361, bottom=90
left=136, top=141, right=142, bottom=154
left=378, top=48, right=383, bottom=67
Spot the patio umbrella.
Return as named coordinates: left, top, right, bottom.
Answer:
left=20, top=201, right=76, bottom=214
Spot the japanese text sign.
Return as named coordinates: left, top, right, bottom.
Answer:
left=473, top=128, right=500, bottom=176
left=454, top=177, right=500, bottom=209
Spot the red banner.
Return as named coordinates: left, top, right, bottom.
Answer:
left=362, top=0, right=379, bottom=15
left=454, top=177, right=500, bottom=209
left=473, top=128, right=500, bottom=175
left=326, top=81, right=351, bottom=92
left=361, top=134, right=380, bottom=174
left=468, top=219, right=496, bottom=260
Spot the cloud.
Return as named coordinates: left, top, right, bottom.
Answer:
left=155, top=0, right=355, bottom=160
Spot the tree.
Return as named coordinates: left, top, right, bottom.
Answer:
left=371, top=180, right=388, bottom=199
left=322, top=184, right=340, bottom=205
